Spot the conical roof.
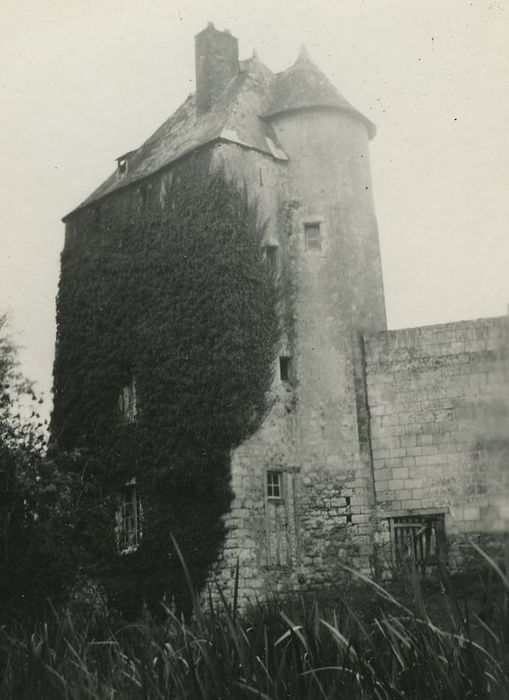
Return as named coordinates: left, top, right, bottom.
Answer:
left=263, top=47, right=375, bottom=138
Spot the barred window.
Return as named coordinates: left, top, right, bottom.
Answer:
left=391, top=513, right=447, bottom=574
left=116, top=481, right=142, bottom=553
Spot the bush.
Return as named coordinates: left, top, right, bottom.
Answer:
left=0, top=314, right=81, bottom=618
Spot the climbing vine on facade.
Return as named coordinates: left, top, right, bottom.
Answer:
left=52, top=152, right=279, bottom=616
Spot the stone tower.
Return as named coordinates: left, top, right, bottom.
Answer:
left=54, top=23, right=509, bottom=607
left=56, top=24, right=388, bottom=602
left=201, top=35, right=387, bottom=598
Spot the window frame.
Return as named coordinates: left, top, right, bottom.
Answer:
left=116, top=480, right=143, bottom=554
left=304, top=222, right=322, bottom=251
left=266, top=470, right=283, bottom=500
left=390, top=511, right=448, bottom=574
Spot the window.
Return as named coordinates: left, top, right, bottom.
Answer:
left=117, top=157, right=129, bottom=176
left=118, top=379, right=137, bottom=424
left=264, top=245, right=279, bottom=275
left=116, top=150, right=136, bottom=177
left=391, top=513, right=447, bottom=574
left=304, top=223, right=321, bottom=251
left=344, top=496, right=352, bottom=524
left=116, top=481, right=142, bottom=553
left=264, top=467, right=300, bottom=568
left=267, top=471, right=282, bottom=499
left=279, top=356, right=291, bottom=382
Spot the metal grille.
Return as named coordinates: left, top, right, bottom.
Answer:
left=392, top=513, right=447, bottom=574
left=119, top=484, right=142, bottom=551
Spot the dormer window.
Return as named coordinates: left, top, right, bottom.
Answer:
left=118, top=379, right=137, bottom=424
left=116, top=150, right=135, bottom=178
left=117, top=158, right=128, bottom=176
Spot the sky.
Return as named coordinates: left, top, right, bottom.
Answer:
left=1, top=0, right=508, bottom=413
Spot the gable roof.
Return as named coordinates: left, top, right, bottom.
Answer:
left=64, top=48, right=374, bottom=220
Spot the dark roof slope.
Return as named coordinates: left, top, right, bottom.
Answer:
left=64, top=48, right=374, bottom=219
left=65, top=57, right=286, bottom=219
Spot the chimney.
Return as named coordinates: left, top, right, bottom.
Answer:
left=195, top=22, right=239, bottom=115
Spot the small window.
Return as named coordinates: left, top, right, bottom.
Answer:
left=117, top=157, right=128, bottom=176
left=119, top=379, right=137, bottom=424
left=264, top=245, right=279, bottom=275
left=344, top=496, right=352, bottom=524
left=267, top=471, right=282, bottom=499
left=304, top=223, right=322, bottom=251
left=116, top=481, right=142, bottom=553
left=391, top=513, right=447, bottom=574
left=279, top=356, right=291, bottom=382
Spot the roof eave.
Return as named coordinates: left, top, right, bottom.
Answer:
left=261, top=104, right=376, bottom=140
left=61, top=134, right=288, bottom=223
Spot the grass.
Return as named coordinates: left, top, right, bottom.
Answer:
left=1, top=549, right=508, bottom=699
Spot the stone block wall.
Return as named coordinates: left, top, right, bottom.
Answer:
left=206, top=124, right=385, bottom=604
left=364, top=316, right=509, bottom=571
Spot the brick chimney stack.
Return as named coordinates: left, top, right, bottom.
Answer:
left=195, top=22, right=239, bottom=115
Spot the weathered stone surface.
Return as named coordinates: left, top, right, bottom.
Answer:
left=59, top=24, right=509, bottom=608
left=365, top=317, right=509, bottom=571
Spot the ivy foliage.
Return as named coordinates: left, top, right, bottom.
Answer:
left=52, top=152, right=279, bottom=615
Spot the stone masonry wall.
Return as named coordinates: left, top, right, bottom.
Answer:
left=207, top=109, right=387, bottom=605
left=364, top=316, right=509, bottom=572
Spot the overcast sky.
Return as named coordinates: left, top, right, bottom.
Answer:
left=1, top=0, right=508, bottom=411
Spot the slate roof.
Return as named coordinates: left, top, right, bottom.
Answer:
left=263, top=47, right=376, bottom=138
left=64, top=49, right=374, bottom=220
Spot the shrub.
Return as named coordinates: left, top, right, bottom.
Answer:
left=1, top=547, right=508, bottom=699
left=0, top=314, right=81, bottom=618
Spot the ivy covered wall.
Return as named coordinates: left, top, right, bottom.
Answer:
left=52, top=151, right=279, bottom=615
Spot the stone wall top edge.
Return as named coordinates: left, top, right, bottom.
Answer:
left=364, top=315, right=507, bottom=347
